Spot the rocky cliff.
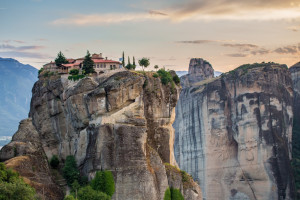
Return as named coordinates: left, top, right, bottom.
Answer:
left=290, top=62, right=300, bottom=197
left=174, top=60, right=295, bottom=199
left=180, top=58, right=214, bottom=88
left=1, top=70, right=202, bottom=200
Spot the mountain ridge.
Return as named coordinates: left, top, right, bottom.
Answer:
left=0, top=57, right=38, bottom=138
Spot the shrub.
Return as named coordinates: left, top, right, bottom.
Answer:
left=38, top=68, right=44, bottom=75
left=77, top=185, right=110, bottom=200
left=173, top=74, right=180, bottom=85
left=91, top=170, right=115, bottom=197
left=0, top=162, right=37, bottom=200
left=181, top=170, right=190, bottom=183
left=157, top=69, right=173, bottom=85
left=68, top=74, right=85, bottom=81
left=50, top=155, right=59, bottom=169
left=64, top=195, right=75, bottom=200
left=143, top=79, right=148, bottom=88
left=125, top=64, right=136, bottom=70
left=164, top=188, right=171, bottom=200
left=63, top=156, right=80, bottom=186
left=170, top=188, right=184, bottom=200
left=153, top=73, right=159, bottom=78
left=69, top=69, right=79, bottom=76
left=43, top=71, right=50, bottom=77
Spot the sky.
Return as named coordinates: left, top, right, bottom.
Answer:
left=0, top=0, right=300, bottom=72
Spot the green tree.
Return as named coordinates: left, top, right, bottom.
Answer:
left=133, top=56, right=136, bottom=67
left=72, top=180, right=80, bottom=199
left=173, top=74, right=180, bottom=85
left=55, top=51, right=69, bottom=65
left=170, top=188, right=184, bottom=200
left=164, top=188, right=171, bottom=200
left=138, top=58, right=150, bottom=72
left=64, top=195, right=75, bottom=200
left=154, top=65, right=159, bottom=71
left=157, top=68, right=173, bottom=85
left=82, top=51, right=95, bottom=75
left=0, top=163, right=37, bottom=200
left=69, top=69, right=79, bottom=76
left=91, top=170, right=115, bottom=197
left=128, top=56, right=131, bottom=65
left=77, top=186, right=110, bottom=200
left=122, top=51, right=125, bottom=68
left=50, top=155, right=59, bottom=169
left=62, top=156, right=80, bottom=186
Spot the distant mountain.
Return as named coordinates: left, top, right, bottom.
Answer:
left=0, top=58, right=38, bottom=138
left=176, top=71, right=222, bottom=77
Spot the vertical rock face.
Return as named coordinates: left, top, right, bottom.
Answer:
left=290, top=62, right=300, bottom=120
left=174, top=62, right=295, bottom=200
left=289, top=62, right=300, bottom=198
left=180, top=58, right=214, bottom=88
left=1, top=70, right=202, bottom=200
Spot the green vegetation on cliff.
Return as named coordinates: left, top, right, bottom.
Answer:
left=0, top=162, right=37, bottom=200
left=163, top=187, right=184, bottom=200
left=63, top=155, right=80, bottom=186
left=68, top=69, right=85, bottom=81
left=223, top=62, right=284, bottom=78
left=64, top=169, right=115, bottom=200
left=91, top=170, right=115, bottom=197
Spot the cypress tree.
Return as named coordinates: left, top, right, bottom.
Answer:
left=133, top=56, right=136, bottom=66
left=128, top=56, right=131, bottom=65
left=122, top=51, right=125, bottom=67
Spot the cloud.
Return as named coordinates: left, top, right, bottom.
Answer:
left=176, top=40, right=217, bottom=44
left=149, top=10, right=168, bottom=16
left=273, top=45, right=299, bottom=54
left=0, top=51, right=48, bottom=59
left=250, top=48, right=270, bottom=55
left=51, top=0, right=300, bottom=26
left=222, top=43, right=258, bottom=49
left=52, top=12, right=168, bottom=26
left=167, top=0, right=300, bottom=21
left=0, top=44, right=44, bottom=51
left=36, top=38, right=48, bottom=41
left=2, top=40, right=26, bottom=44
left=225, top=53, right=248, bottom=57
left=0, top=42, right=47, bottom=60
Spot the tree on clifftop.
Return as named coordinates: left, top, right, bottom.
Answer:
left=122, top=51, right=125, bottom=67
left=82, top=51, right=95, bottom=74
left=138, top=58, right=150, bottom=72
left=55, top=51, right=69, bottom=65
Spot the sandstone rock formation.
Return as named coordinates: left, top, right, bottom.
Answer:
left=1, top=70, right=202, bottom=200
left=0, top=118, right=64, bottom=200
left=290, top=62, right=300, bottom=121
left=180, top=58, right=214, bottom=88
left=289, top=62, right=300, bottom=197
left=174, top=61, right=295, bottom=200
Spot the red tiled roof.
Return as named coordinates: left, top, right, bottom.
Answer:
left=92, top=59, right=120, bottom=64
left=62, top=63, right=76, bottom=67
left=67, top=59, right=75, bottom=63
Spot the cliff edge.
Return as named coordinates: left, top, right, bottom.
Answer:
left=174, top=61, right=295, bottom=200
left=1, top=70, right=202, bottom=200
